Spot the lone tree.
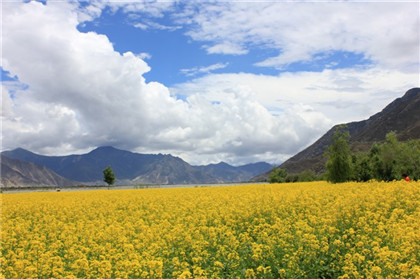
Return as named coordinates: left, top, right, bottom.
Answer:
left=325, top=125, right=352, bottom=183
left=103, top=165, right=115, bottom=187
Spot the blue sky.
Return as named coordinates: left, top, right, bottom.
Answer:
left=76, top=5, right=281, bottom=86
left=1, top=1, right=419, bottom=165
left=76, top=4, right=372, bottom=87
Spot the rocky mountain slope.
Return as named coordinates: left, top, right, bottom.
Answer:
left=2, top=147, right=272, bottom=185
left=1, top=155, right=79, bottom=187
left=254, top=87, right=420, bottom=180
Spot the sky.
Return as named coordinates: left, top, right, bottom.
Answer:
left=1, top=0, right=419, bottom=166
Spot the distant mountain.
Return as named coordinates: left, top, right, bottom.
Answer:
left=1, top=155, right=79, bottom=187
left=132, top=155, right=210, bottom=185
left=2, top=147, right=273, bottom=185
left=2, top=146, right=161, bottom=182
left=197, top=162, right=274, bottom=183
left=198, top=162, right=252, bottom=183
left=254, top=87, right=420, bottom=181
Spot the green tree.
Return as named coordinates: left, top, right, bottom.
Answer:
left=352, top=153, right=373, bottom=182
left=368, top=132, right=420, bottom=181
left=268, top=168, right=288, bottom=183
left=325, top=125, right=352, bottom=183
left=403, top=139, right=420, bottom=180
left=297, top=170, right=317, bottom=182
left=285, top=173, right=299, bottom=183
left=371, top=132, right=400, bottom=181
left=103, top=165, right=115, bottom=187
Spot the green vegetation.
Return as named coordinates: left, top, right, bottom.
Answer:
left=268, top=168, right=320, bottom=183
left=269, top=128, right=419, bottom=184
left=351, top=132, right=420, bottom=181
left=103, top=165, right=115, bottom=186
left=268, top=168, right=288, bottom=183
left=325, top=128, right=420, bottom=183
left=325, top=125, right=353, bottom=183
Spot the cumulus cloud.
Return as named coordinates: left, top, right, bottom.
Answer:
left=2, top=2, right=169, bottom=151
left=1, top=86, right=14, bottom=118
left=1, top=1, right=333, bottom=165
left=172, top=68, right=418, bottom=125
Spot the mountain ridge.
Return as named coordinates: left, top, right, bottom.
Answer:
left=1, top=147, right=273, bottom=186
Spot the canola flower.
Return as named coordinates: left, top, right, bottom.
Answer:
left=1, top=181, right=419, bottom=278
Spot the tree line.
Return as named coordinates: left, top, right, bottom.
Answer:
left=269, top=126, right=420, bottom=183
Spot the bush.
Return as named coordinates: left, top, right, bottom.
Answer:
left=268, top=168, right=288, bottom=183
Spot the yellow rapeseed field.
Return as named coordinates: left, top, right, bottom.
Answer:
left=1, top=181, right=419, bottom=278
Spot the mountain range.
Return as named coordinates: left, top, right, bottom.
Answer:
left=254, top=87, right=420, bottom=181
left=1, top=146, right=273, bottom=187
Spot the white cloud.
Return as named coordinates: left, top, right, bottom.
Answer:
left=133, top=22, right=149, bottom=30
left=1, top=86, right=14, bottom=118
left=76, top=1, right=104, bottom=23
left=134, top=20, right=181, bottom=31
left=180, top=62, right=229, bottom=77
left=178, top=2, right=419, bottom=71
left=77, top=0, right=175, bottom=19
left=172, top=68, right=418, bottom=126
left=206, top=43, right=248, bottom=55
left=2, top=1, right=335, bottom=165
left=137, top=52, right=152, bottom=60
left=111, top=1, right=175, bottom=17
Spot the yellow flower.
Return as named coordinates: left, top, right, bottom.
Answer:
left=372, top=266, right=382, bottom=274
left=245, top=268, right=255, bottom=278
left=214, top=261, right=224, bottom=269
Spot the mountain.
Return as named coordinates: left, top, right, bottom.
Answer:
left=1, top=155, right=79, bottom=188
left=133, top=155, right=211, bottom=185
left=254, top=87, right=420, bottom=181
left=237, top=162, right=276, bottom=176
left=198, top=162, right=252, bottom=183
left=2, top=146, right=160, bottom=182
left=197, top=162, right=274, bottom=183
left=2, top=147, right=273, bottom=185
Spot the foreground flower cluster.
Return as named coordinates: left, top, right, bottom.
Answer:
left=1, top=181, right=419, bottom=278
